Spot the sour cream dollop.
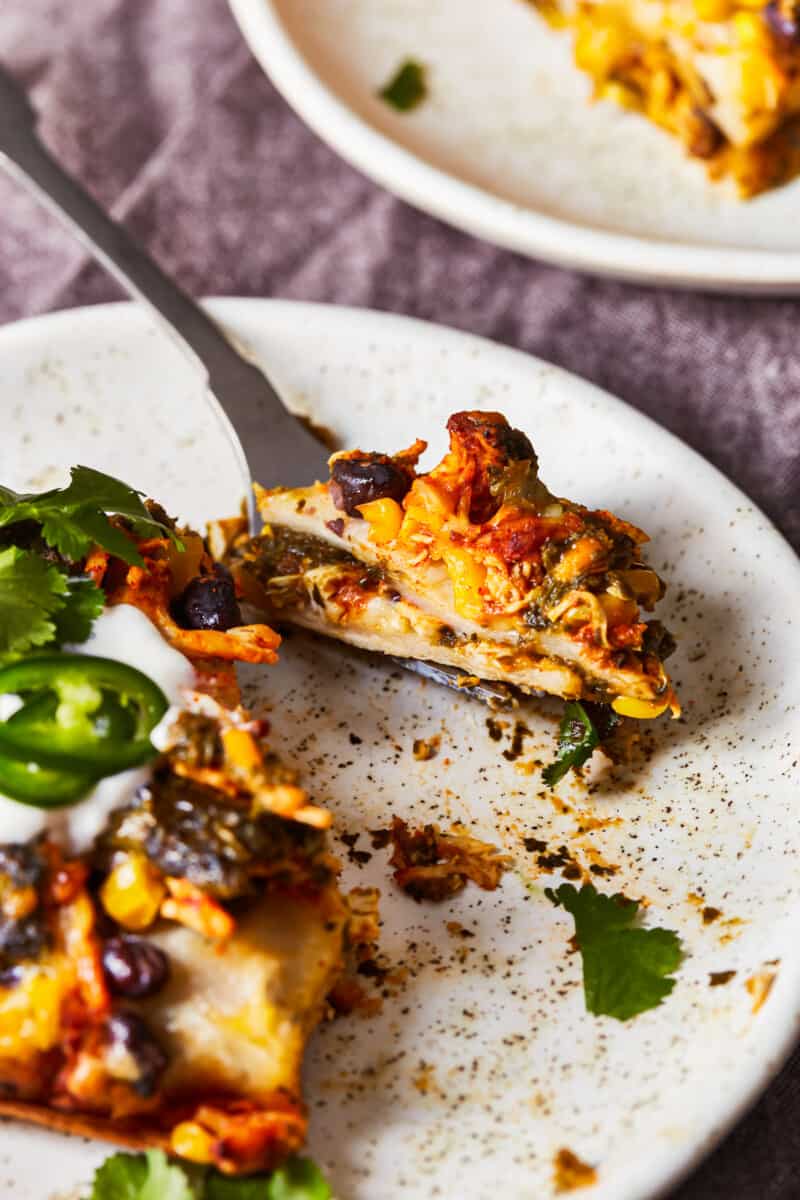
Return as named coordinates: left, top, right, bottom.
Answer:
left=0, top=604, right=196, bottom=853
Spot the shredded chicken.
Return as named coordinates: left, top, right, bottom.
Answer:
left=388, top=817, right=511, bottom=901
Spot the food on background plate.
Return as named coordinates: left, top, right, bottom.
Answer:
left=236, top=410, right=679, bottom=733
left=531, top=0, right=800, bottom=196
left=0, top=468, right=346, bottom=1176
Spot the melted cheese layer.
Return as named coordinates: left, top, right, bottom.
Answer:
left=139, top=885, right=346, bottom=1102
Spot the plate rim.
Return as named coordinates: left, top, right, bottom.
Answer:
left=227, top=0, right=800, bottom=295
left=2, top=296, right=800, bottom=1200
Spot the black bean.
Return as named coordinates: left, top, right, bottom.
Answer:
left=764, top=0, right=799, bottom=39
left=176, top=563, right=242, bottom=631
left=494, top=425, right=535, bottom=462
left=105, top=1010, right=168, bottom=1097
left=102, top=936, right=169, bottom=998
left=330, top=457, right=411, bottom=517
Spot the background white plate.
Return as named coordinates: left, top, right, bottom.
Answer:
left=228, top=0, right=800, bottom=293
left=2, top=300, right=800, bottom=1200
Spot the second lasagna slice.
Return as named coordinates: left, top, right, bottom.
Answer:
left=238, top=411, right=678, bottom=720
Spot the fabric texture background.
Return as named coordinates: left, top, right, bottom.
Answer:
left=0, top=2, right=798, bottom=1194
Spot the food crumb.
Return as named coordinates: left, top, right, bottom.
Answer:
left=502, top=720, right=531, bottom=762
left=446, top=921, right=476, bottom=939
left=328, top=978, right=383, bottom=1018
left=588, top=863, right=618, bottom=878
left=709, top=970, right=736, bottom=987
left=412, top=1059, right=441, bottom=1096
left=746, top=970, right=776, bottom=1013
left=413, top=735, right=440, bottom=761
left=388, top=817, right=510, bottom=901
left=553, top=1147, right=598, bottom=1193
left=702, top=906, right=722, bottom=924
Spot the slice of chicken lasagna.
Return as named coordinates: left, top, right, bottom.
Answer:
left=238, top=412, right=678, bottom=720
left=0, top=485, right=346, bottom=1177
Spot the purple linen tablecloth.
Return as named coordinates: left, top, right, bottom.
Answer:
left=0, top=2, right=799, bottom=1195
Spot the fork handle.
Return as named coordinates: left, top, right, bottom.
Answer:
left=0, top=123, right=328, bottom=512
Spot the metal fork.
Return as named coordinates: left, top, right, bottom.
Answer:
left=0, top=63, right=514, bottom=708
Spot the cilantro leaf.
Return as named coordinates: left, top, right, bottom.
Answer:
left=86, top=1150, right=204, bottom=1200
left=0, top=466, right=179, bottom=566
left=84, top=1152, right=332, bottom=1200
left=206, top=1158, right=331, bottom=1200
left=379, top=59, right=427, bottom=111
left=267, top=1158, right=331, bottom=1200
left=86, top=1151, right=147, bottom=1200
left=52, top=577, right=105, bottom=644
left=542, top=701, right=620, bottom=787
left=0, top=546, right=69, bottom=661
left=204, top=1177, right=268, bottom=1200
left=542, top=701, right=599, bottom=786
left=547, top=883, right=683, bottom=1020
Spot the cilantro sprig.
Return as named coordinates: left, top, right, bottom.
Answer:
left=52, top=576, right=106, bottom=644
left=87, top=1149, right=203, bottom=1200
left=0, top=547, right=68, bottom=660
left=84, top=1151, right=331, bottom=1200
left=547, top=883, right=683, bottom=1020
left=0, top=465, right=179, bottom=567
left=0, top=546, right=104, bottom=663
left=542, top=700, right=619, bottom=787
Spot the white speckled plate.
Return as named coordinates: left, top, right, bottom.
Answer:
left=2, top=299, right=800, bottom=1200
left=228, top=0, right=800, bottom=293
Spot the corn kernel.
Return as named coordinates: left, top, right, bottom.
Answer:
left=732, top=11, right=770, bottom=46
left=442, top=547, right=486, bottom=621
left=599, top=594, right=639, bottom=626
left=612, top=695, right=670, bottom=719
left=598, top=80, right=639, bottom=110
left=736, top=53, right=785, bottom=115
left=693, top=0, right=732, bottom=21
left=100, top=854, right=165, bottom=931
left=1, top=885, right=37, bottom=921
left=221, top=727, right=263, bottom=772
left=170, top=1121, right=215, bottom=1164
left=575, top=19, right=629, bottom=76
left=357, top=497, right=404, bottom=544
left=0, top=966, right=68, bottom=1054
left=650, top=67, right=676, bottom=110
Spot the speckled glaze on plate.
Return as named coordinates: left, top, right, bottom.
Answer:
left=2, top=299, right=799, bottom=1200
left=228, top=0, right=800, bottom=293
